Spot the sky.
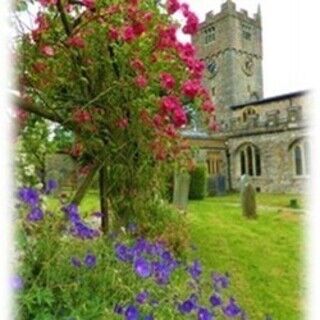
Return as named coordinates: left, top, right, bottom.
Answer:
left=177, top=0, right=310, bottom=98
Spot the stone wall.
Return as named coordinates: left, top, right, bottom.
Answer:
left=228, top=128, right=309, bottom=193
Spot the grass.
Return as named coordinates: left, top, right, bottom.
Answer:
left=187, top=194, right=305, bottom=320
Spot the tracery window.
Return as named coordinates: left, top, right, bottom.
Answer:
left=239, top=144, right=261, bottom=177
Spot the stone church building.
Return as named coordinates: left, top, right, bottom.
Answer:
left=183, top=0, right=310, bottom=193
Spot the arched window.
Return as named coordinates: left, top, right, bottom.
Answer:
left=204, top=27, right=215, bottom=44
left=294, top=146, right=303, bottom=176
left=238, top=144, right=261, bottom=177
left=291, top=139, right=310, bottom=176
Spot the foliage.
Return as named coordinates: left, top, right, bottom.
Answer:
left=14, top=184, right=269, bottom=320
left=13, top=0, right=217, bottom=224
left=189, top=164, right=207, bottom=200
left=241, top=183, right=257, bottom=219
left=15, top=115, right=55, bottom=187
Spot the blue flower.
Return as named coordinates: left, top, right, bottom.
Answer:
left=134, top=257, right=152, bottom=278
left=178, top=299, right=195, bottom=314
left=136, top=291, right=149, bottom=304
left=125, top=305, right=139, bottom=320
left=209, top=293, right=222, bottom=307
left=198, top=307, right=213, bottom=320
left=212, top=272, right=229, bottom=290
left=27, top=207, right=44, bottom=222
left=223, top=298, right=242, bottom=317
left=84, top=253, right=96, bottom=268
left=18, top=187, right=39, bottom=207
left=188, top=260, right=202, bottom=280
left=70, top=257, right=82, bottom=268
left=44, top=179, right=58, bottom=194
left=63, top=204, right=80, bottom=223
left=144, top=315, right=154, bottom=320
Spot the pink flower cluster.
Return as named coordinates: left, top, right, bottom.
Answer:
left=167, top=0, right=180, bottom=15
left=160, top=96, right=187, bottom=128
left=67, top=35, right=85, bottom=49
left=73, top=109, right=91, bottom=123
left=134, top=75, right=148, bottom=88
left=160, top=72, right=176, bottom=91
left=181, top=79, right=201, bottom=99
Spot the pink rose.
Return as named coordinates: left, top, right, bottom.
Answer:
left=67, top=36, right=85, bottom=49
left=134, top=75, right=148, bottom=88
left=167, top=0, right=180, bottom=15
left=41, top=45, right=55, bottom=57
left=160, top=72, right=176, bottom=90
left=122, top=26, right=135, bottom=42
left=181, top=79, right=201, bottom=99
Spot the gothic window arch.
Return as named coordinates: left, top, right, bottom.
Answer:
left=238, top=143, right=261, bottom=177
left=290, top=138, right=310, bottom=176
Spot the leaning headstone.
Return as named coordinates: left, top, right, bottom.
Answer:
left=241, top=183, right=257, bottom=219
left=240, top=174, right=249, bottom=193
left=173, top=171, right=190, bottom=212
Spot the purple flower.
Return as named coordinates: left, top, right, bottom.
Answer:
left=178, top=299, right=195, bottom=314
left=115, top=243, right=132, bottom=262
left=18, top=187, right=39, bottom=207
left=209, top=293, right=222, bottom=307
left=11, top=275, right=23, bottom=291
left=84, top=253, right=96, bottom=268
left=27, top=207, right=44, bottom=222
left=136, top=291, right=149, bottom=304
left=223, top=298, right=242, bottom=317
left=63, top=204, right=80, bottom=223
left=144, top=315, right=154, bottom=320
left=134, top=257, right=152, bottom=278
left=70, top=257, right=82, bottom=268
left=44, top=179, right=58, bottom=194
left=212, top=272, right=229, bottom=290
left=125, top=305, right=139, bottom=320
left=198, top=307, right=213, bottom=320
left=188, top=260, right=202, bottom=280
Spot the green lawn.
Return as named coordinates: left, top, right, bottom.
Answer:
left=187, top=195, right=305, bottom=320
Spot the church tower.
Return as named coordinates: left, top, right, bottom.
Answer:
left=192, top=0, right=263, bottom=128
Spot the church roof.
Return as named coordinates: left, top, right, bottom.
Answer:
left=230, top=90, right=309, bottom=110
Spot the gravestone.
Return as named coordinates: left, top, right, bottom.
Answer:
left=173, top=171, right=190, bottom=211
left=214, top=175, right=226, bottom=196
left=240, top=174, right=249, bottom=193
left=241, top=183, right=257, bottom=219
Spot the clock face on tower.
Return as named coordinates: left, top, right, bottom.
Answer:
left=206, top=58, right=218, bottom=78
left=242, top=56, right=254, bottom=76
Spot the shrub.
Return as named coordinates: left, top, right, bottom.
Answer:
left=189, top=164, right=207, bottom=200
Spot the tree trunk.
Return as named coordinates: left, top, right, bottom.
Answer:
left=99, top=164, right=109, bottom=234
left=72, top=162, right=100, bottom=205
